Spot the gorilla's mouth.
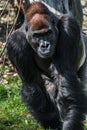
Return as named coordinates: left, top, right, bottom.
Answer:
left=38, top=46, right=54, bottom=58
left=39, top=51, right=51, bottom=58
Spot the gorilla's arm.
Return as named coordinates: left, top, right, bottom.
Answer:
left=59, top=73, right=86, bottom=130
left=6, top=30, right=62, bottom=129
left=55, top=16, right=81, bottom=72
left=7, top=30, right=37, bottom=82
left=51, top=16, right=86, bottom=130
left=49, top=62, right=86, bottom=130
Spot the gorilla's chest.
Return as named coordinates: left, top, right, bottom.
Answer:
left=41, top=74, right=56, bottom=101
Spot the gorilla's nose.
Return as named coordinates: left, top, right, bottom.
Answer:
left=40, top=41, right=50, bottom=51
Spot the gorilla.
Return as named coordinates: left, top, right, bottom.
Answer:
left=7, top=2, right=87, bottom=130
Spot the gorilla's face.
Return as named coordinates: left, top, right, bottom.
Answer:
left=26, top=13, right=58, bottom=58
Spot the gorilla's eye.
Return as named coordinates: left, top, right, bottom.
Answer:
left=33, top=33, right=40, bottom=38
left=51, top=19, right=55, bottom=25
left=47, top=29, right=53, bottom=35
left=33, top=30, right=52, bottom=38
left=25, top=25, right=28, bottom=32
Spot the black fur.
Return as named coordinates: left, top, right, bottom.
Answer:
left=7, top=2, right=86, bottom=130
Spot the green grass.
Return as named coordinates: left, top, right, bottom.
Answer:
left=85, top=122, right=87, bottom=130
left=0, top=65, right=87, bottom=130
left=0, top=74, right=43, bottom=130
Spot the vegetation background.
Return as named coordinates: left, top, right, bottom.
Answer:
left=0, top=0, right=87, bottom=130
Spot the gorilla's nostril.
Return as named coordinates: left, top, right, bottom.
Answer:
left=46, top=43, right=49, bottom=48
left=40, top=41, right=50, bottom=50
